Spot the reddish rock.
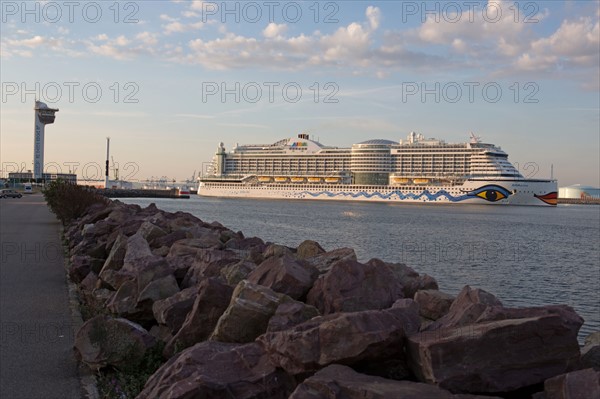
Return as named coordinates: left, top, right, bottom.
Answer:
left=304, top=247, right=357, bottom=274
left=543, top=368, right=600, bottom=399
left=210, top=280, right=289, bottom=343
left=152, top=287, right=198, bottom=334
left=123, top=233, right=153, bottom=265
left=424, top=285, right=502, bottom=331
left=306, top=258, right=403, bottom=315
left=407, top=311, right=584, bottom=394
left=74, top=315, right=156, bottom=371
left=71, top=239, right=107, bottom=259
left=137, top=221, right=167, bottom=244
left=148, top=324, right=173, bottom=344
left=414, top=289, right=455, bottom=321
left=263, top=243, right=296, bottom=259
left=296, top=240, right=326, bottom=259
left=289, top=364, right=499, bottom=399
left=137, top=342, right=295, bottom=399
left=258, top=304, right=420, bottom=375
left=137, top=275, right=180, bottom=306
left=582, top=332, right=600, bottom=371
left=267, top=301, right=320, bottom=333
left=224, top=236, right=266, bottom=251
left=165, top=278, right=233, bottom=356
left=106, top=279, right=138, bottom=316
left=167, top=236, right=222, bottom=259
left=247, top=255, right=318, bottom=300
left=98, top=233, right=127, bottom=276
left=150, top=229, right=187, bottom=249
left=82, top=219, right=117, bottom=239
left=69, top=255, right=104, bottom=283
left=369, top=258, right=438, bottom=298
left=180, top=248, right=241, bottom=287
left=79, top=271, right=99, bottom=293
left=220, top=259, right=257, bottom=285
left=475, top=304, right=584, bottom=330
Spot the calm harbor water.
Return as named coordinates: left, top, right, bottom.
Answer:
left=121, top=196, right=600, bottom=341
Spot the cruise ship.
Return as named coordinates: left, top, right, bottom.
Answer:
left=198, top=133, right=557, bottom=206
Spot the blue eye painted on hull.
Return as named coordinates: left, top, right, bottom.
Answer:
left=467, top=185, right=512, bottom=202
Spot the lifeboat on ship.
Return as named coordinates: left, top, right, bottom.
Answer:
left=274, top=177, right=288, bottom=183
left=391, top=177, right=410, bottom=184
left=308, top=177, right=322, bottom=183
left=413, top=178, right=430, bottom=184
left=258, top=176, right=272, bottom=183
left=291, top=177, right=306, bottom=183
left=325, top=177, right=340, bottom=183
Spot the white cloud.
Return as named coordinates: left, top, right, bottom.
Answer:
left=513, top=17, right=599, bottom=75
left=189, top=1, right=205, bottom=11
left=263, top=23, right=287, bottom=39
left=136, top=32, right=158, bottom=46
left=366, top=6, right=381, bottom=31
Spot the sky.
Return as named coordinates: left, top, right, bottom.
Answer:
left=1, top=0, right=599, bottom=186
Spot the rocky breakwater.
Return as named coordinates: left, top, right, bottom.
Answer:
left=64, top=200, right=600, bottom=398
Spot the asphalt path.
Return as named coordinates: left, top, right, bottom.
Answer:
left=0, top=193, right=82, bottom=398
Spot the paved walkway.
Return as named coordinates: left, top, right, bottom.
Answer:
left=0, top=194, right=82, bottom=398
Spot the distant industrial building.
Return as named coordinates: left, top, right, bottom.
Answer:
left=8, top=172, right=77, bottom=183
left=559, top=184, right=600, bottom=199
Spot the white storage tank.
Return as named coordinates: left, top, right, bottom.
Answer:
left=559, top=184, right=600, bottom=199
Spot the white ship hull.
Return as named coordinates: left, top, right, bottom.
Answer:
left=198, top=179, right=557, bottom=206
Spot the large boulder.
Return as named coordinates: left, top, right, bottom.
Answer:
left=180, top=248, right=242, bottom=287
left=74, top=315, right=156, bottom=371
left=137, top=275, right=180, bottom=308
left=414, top=289, right=455, bottom=321
left=267, top=301, right=320, bottom=333
left=263, top=244, right=296, bottom=259
left=152, top=287, right=198, bottom=335
left=304, top=247, right=356, bottom=274
left=258, top=302, right=420, bottom=375
left=150, top=229, right=187, bottom=249
left=424, top=285, right=502, bottom=331
left=165, top=278, right=233, bottom=356
left=543, top=368, right=600, bottom=399
left=123, top=233, right=153, bottom=265
left=137, top=342, right=295, bottom=399
left=407, top=310, right=584, bottom=394
left=99, top=232, right=128, bottom=273
left=106, top=278, right=138, bottom=316
left=168, top=236, right=222, bottom=259
left=220, top=259, right=257, bottom=285
left=289, top=364, right=499, bottom=399
left=581, top=332, right=600, bottom=371
left=247, top=255, right=318, bottom=300
left=369, top=258, right=438, bottom=298
left=69, top=255, right=104, bottom=283
left=137, top=221, right=167, bottom=244
left=210, top=280, right=289, bottom=343
left=296, top=240, right=325, bottom=259
left=306, top=258, right=403, bottom=315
